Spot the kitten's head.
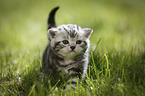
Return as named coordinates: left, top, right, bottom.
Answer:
left=48, top=24, right=93, bottom=58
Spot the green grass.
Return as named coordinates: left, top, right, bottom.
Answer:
left=0, top=0, right=145, bottom=95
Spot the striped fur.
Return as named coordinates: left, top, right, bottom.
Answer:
left=42, top=7, right=93, bottom=88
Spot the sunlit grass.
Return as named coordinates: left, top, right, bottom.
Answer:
left=0, top=0, right=145, bottom=95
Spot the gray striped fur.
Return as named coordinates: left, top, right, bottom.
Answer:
left=42, top=7, right=93, bottom=88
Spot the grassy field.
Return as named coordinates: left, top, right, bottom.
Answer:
left=0, top=0, right=145, bottom=95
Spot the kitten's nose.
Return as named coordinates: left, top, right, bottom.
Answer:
left=70, top=46, right=76, bottom=50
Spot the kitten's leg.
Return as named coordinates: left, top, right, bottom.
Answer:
left=66, top=77, right=78, bottom=89
left=66, top=69, right=81, bottom=89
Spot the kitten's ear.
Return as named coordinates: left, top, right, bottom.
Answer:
left=82, top=28, right=93, bottom=38
left=48, top=28, right=57, bottom=39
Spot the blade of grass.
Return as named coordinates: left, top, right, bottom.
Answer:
left=121, top=67, right=124, bottom=82
left=104, top=54, right=110, bottom=80
left=101, top=54, right=104, bottom=78
left=93, top=38, right=101, bottom=53
left=28, top=84, right=36, bottom=96
left=49, top=80, right=60, bottom=94
left=89, top=66, right=90, bottom=78
left=91, top=52, right=97, bottom=78
left=39, top=59, right=42, bottom=69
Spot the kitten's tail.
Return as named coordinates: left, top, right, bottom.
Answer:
left=48, top=6, right=59, bottom=29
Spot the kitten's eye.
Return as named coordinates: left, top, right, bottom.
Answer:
left=76, top=40, right=82, bottom=44
left=62, top=40, right=69, bottom=44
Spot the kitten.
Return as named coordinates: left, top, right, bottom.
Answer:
left=42, top=6, right=93, bottom=88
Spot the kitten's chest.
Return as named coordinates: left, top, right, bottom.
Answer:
left=63, top=59, right=74, bottom=65
left=57, top=59, right=79, bottom=74
left=59, top=59, right=75, bottom=68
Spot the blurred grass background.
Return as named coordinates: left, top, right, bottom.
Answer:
left=0, top=0, right=145, bottom=95
left=0, top=0, right=145, bottom=52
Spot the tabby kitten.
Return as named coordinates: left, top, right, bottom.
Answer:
left=42, top=7, right=93, bottom=87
